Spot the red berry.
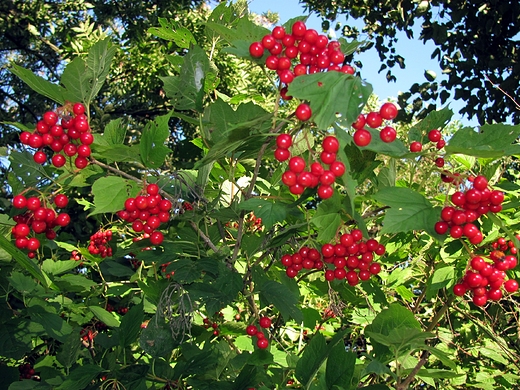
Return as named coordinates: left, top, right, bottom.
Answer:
left=27, top=237, right=40, bottom=251
left=73, top=103, right=86, bottom=116
left=409, top=141, right=422, bottom=152
left=322, top=136, right=339, bottom=153
left=379, top=102, right=398, bottom=120
left=43, top=111, right=58, bottom=126
left=12, top=195, right=27, bottom=209
left=330, top=161, right=345, bottom=177
left=276, top=134, right=292, bottom=149
left=317, top=184, right=334, bottom=199
left=256, top=338, right=269, bottom=349
left=246, top=324, right=258, bottom=336
left=295, top=103, right=312, bottom=121
left=56, top=213, right=71, bottom=227
left=80, top=132, right=94, bottom=145
left=75, top=156, right=89, bottom=169
left=320, top=151, right=336, bottom=165
left=504, top=279, right=519, bottom=293
left=291, top=21, right=307, bottom=38
left=52, top=154, right=66, bottom=167
left=428, top=129, right=441, bottom=142
left=150, top=231, right=164, bottom=245
left=274, top=148, right=291, bottom=162
left=272, top=26, right=285, bottom=39
left=452, top=283, right=466, bottom=296
left=288, top=156, right=306, bottom=173
left=365, top=112, right=383, bottom=128
left=472, top=175, right=488, bottom=191
left=33, top=150, right=47, bottom=164
left=352, top=114, right=366, bottom=130
left=380, top=126, right=397, bottom=143
left=353, top=129, right=371, bottom=147
left=54, top=194, right=69, bottom=208
left=147, top=183, right=160, bottom=196
left=434, top=221, right=449, bottom=235
left=259, top=317, right=272, bottom=329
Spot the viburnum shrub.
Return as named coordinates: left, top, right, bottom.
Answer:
left=2, top=4, right=520, bottom=390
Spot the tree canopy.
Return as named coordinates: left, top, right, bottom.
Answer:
left=1, top=1, right=520, bottom=389
left=301, top=0, right=520, bottom=124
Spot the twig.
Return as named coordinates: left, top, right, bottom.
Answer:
left=396, top=295, right=456, bottom=390
left=485, top=74, right=520, bottom=110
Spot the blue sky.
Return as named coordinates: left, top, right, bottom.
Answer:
left=247, top=0, right=478, bottom=127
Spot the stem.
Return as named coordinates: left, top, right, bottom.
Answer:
left=396, top=295, right=456, bottom=390
left=189, top=221, right=219, bottom=253
left=90, top=158, right=143, bottom=184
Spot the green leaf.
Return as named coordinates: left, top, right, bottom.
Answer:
left=310, top=193, right=343, bottom=242
left=445, top=123, right=520, bottom=158
left=89, top=176, right=140, bottom=216
left=415, top=368, right=464, bottom=379
left=364, top=303, right=421, bottom=361
left=0, top=322, right=33, bottom=359
left=9, top=150, right=49, bottom=189
left=295, top=330, right=348, bottom=388
left=365, top=327, right=434, bottom=357
left=259, top=280, right=303, bottom=323
left=139, top=315, right=178, bottom=358
left=372, top=187, right=439, bottom=236
left=96, top=118, right=127, bottom=145
left=287, top=72, right=372, bottom=129
left=119, top=301, right=144, bottom=348
left=27, top=305, right=73, bottom=343
left=238, top=198, right=287, bottom=229
left=41, top=259, right=78, bottom=276
left=56, top=364, right=103, bottom=390
left=89, top=306, right=120, bottom=328
left=148, top=18, right=196, bottom=48
left=9, top=64, right=65, bottom=104
left=56, top=329, right=82, bottom=369
left=140, top=112, right=172, bottom=168
left=426, top=346, right=457, bottom=370
left=325, top=344, right=357, bottom=389
left=0, top=235, right=55, bottom=290
left=93, top=144, right=141, bottom=164
left=426, top=266, right=455, bottom=299
left=407, top=106, right=453, bottom=143
left=62, top=38, right=117, bottom=105
left=161, top=45, right=214, bottom=111
left=8, top=271, right=38, bottom=295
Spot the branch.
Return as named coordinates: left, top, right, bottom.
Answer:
left=90, top=158, right=143, bottom=184
left=485, top=74, right=520, bottom=110
left=397, top=295, right=456, bottom=390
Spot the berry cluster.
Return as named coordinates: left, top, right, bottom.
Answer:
left=281, top=229, right=385, bottom=285
left=20, top=103, right=92, bottom=169
left=18, top=363, right=38, bottom=381
left=80, top=327, right=96, bottom=344
left=277, top=134, right=346, bottom=199
left=160, top=261, right=175, bottom=278
left=11, top=194, right=70, bottom=257
left=88, top=229, right=113, bottom=257
left=434, top=175, right=504, bottom=244
left=351, top=102, right=398, bottom=147
left=492, top=235, right=518, bottom=255
left=281, top=246, right=324, bottom=279
left=245, top=316, right=272, bottom=349
left=117, top=183, right=171, bottom=246
left=70, top=250, right=82, bottom=262
left=249, top=21, right=356, bottom=122
left=322, top=230, right=385, bottom=286
left=203, top=317, right=220, bottom=336
left=453, top=250, right=518, bottom=306
left=410, top=128, right=446, bottom=155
